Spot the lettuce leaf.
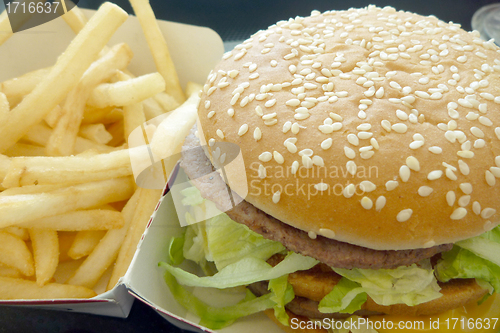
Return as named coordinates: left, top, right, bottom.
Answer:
left=435, top=246, right=500, bottom=293
left=204, top=213, right=286, bottom=270
left=162, top=269, right=293, bottom=330
left=329, top=260, right=441, bottom=310
left=434, top=226, right=500, bottom=295
left=268, top=275, right=293, bottom=326
left=159, top=251, right=318, bottom=289
left=318, top=278, right=367, bottom=314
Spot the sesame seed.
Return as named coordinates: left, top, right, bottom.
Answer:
left=473, top=201, right=481, bottom=215
left=481, top=208, right=496, bottom=219
left=391, top=123, right=408, bottom=134
left=344, top=146, right=356, bottom=159
left=479, top=116, right=493, bottom=127
left=360, top=181, right=376, bottom=193
left=486, top=170, right=496, bottom=186
left=258, top=164, right=267, bottom=179
left=286, top=99, right=300, bottom=107
left=265, top=99, right=276, bottom=108
left=381, top=120, right=391, bottom=132
left=361, top=197, right=373, bottom=210
left=357, top=132, right=373, bottom=140
left=406, top=156, right=420, bottom=171
left=321, top=138, right=333, bottom=150
left=291, top=161, right=299, bottom=174
left=446, top=191, right=456, bottom=206
left=272, top=191, right=281, bottom=203
left=386, top=180, right=399, bottom=191
left=459, top=183, right=473, bottom=194
left=259, top=152, right=272, bottom=162
left=375, top=196, right=386, bottom=212
left=346, top=161, right=357, bottom=176
left=457, top=55, right=467, bottom=63
left=458, top=195, right=471, bottom=207
left=238, top=124, right=249, bottom=136
left=302, top=155, right=313, bottom=168
left=450, top=207, right=467, bottom=220
left=343, top=184, right=355, bottom=198
left=397, top=209, right=413, bottom=222
left=216, top=129, right=224, bottom=139
left=457, top=151, right=474, bottom=159
left=427, top=170, right=443, bottom=180
left=418, top=186, right=433, bottom=197
left=315, top=183, right=329, bottom=192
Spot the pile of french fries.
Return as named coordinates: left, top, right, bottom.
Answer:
left=0, top=0, right=201, bottom=299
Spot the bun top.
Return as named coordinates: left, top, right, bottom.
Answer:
left=196, top=5, right=500, bottom=250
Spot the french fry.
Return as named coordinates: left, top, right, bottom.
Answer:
left=128, top=0, right=185, bottom=104
left=0, top=2, right=129, bottom=153
left=20, top=210, right=125, bottom=230
left=0, top=67, right=50, bottom=107
left=44, top=105, right=63, bottom=128
left=0, top=184, right=69, bottom=197
left=66, top=188, right=141, bottom=288
left=46, top=42, right=133, bottom=156
left=185, top=81, right=203, bottom=98
left=87, top=72, right=166, bottom=109
left=29, top=229, right=59, bottom=286
left=106, top=119, right=125, bottom=147
left=0, top=231, right=34, bottom=276
left=124, top=103, right=146, bottom=144
left=150, top=92, right=200, bottom=162
left=67, top=230, right=106, bottom=260
left=58, top=231, right=77, bottom=262
left=107, top=188, right=161, bottom=290
left=153, top=91, right=180, bottom=112
left=3, top=149, right=133, bottom=188
left=0, top=277, right=96, bottom=299
left=0, top=91, right=9, bottom=122
left=0, top=154, right=10, bottom=182
left=3, top=226, right=29, bottom=241
left=4, top=143, right=45, bottom=157
left=0, top=265, right=23, bottom=279
left=23, top=123, right=115, bottom=153
left=0, top=10, right=13, bottom=47
left=142, top=97, right=164, bottom=120
left=62, top=4, right=88, bottom=34
left=78, top=123, right=113, bottom=144
left=0, top=177, right=135, bottom=228
left=82, top=107, right=123, bottom=125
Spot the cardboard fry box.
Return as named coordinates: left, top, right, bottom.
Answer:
left=0, top=8, right=223, bottom=318
left=125, top=170, right=285, bottom=332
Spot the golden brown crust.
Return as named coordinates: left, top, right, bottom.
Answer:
left=198, top=6, right=500, bottom=250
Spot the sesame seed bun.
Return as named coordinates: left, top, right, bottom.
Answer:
left=197, top=5, right=500, bottom=251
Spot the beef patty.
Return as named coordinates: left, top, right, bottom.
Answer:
left=180, top=129, right=452, bottom=269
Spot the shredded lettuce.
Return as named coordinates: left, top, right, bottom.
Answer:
left=162, top=269, right=293, bottom=330
left=436, top=246, right=500, bottom=293
left=434, top=226, right=500, bottom=296
left=204, top=213, right=286, bottom=270
left=268, top=275, right=293, bottom=326
left=323, top=260, right=442, bottom=311
left=318, top=278, right=368, bottom=314
left=160, top=251, right=318, bottom=289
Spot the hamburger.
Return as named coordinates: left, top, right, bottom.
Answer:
left=161, top=5, right=500, bottom=332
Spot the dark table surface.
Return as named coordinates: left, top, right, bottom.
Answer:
left=2, top=0, right=499, bottom=332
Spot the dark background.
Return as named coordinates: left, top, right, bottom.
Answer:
left=1, top=0, right=499, bottom=332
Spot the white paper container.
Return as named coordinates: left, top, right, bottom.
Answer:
left=0, top=8, right=223, bottom=318
left=123, top=171, right=283, bottom=332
